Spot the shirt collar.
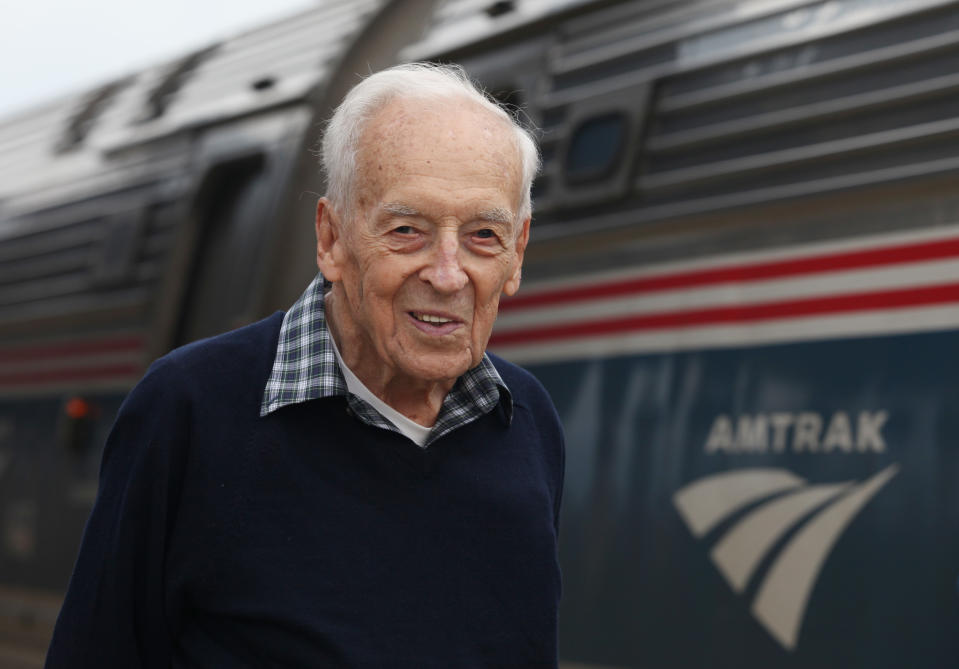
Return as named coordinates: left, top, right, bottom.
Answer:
left=260, top=274, right=512, bottom=439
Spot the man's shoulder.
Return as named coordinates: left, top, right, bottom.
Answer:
left=487, top=351, right=536, bottom=387
left=486, top=352, right=555, bottom=412
left=159, top=312, right=283, bottom=370
left=486, top=353, right=565, bottom=490
left=143, top=312, right=285, bottom=396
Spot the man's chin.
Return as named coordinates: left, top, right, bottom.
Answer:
left=400, top=356, right=473, bottom=386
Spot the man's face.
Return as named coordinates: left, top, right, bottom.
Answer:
left=317, top=98, right=529, bottom=387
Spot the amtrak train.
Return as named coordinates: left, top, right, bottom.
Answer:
left=1, top=0, right=958, bottom=666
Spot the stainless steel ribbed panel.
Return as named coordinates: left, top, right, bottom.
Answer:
left=0, top=0, right=387, bottom=354
left=529, top=0, right=959, bottom=233
left=0, top=0, right=385, bottom=218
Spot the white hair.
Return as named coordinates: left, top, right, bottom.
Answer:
left=321, top=62, right=540, bottom=223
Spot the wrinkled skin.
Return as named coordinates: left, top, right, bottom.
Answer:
left=315, top=97, right=530, bottom=426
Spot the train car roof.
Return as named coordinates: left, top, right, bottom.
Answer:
left=402, top=0, right=595, bottom=59
left=0, top=0, right=387, bottom=220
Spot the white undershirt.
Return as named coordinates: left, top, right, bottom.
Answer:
left=329, top=334, right=432, bottom=448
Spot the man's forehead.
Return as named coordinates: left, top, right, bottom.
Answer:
left=380, top=201, right=515, bottom=224
left=362, top=97, right=516, bottom=159
left=371, top=95, right=503, bottom=130
left=354, top=98, right=523, bottom=211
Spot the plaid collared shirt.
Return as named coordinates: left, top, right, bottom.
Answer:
left=261, top=274, right=512, bottom=446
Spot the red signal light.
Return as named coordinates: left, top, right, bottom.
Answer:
left=65, top=397, right=93, bottom=420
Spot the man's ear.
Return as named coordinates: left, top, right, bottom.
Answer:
left=315, top=198, right=343, bottom=282
left=502, top=217, right=530, bottom=297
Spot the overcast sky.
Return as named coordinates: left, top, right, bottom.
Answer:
left=1, top=0, right=317, bottom=117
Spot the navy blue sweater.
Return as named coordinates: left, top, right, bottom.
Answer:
left=46, top=313, right=564, bottom=668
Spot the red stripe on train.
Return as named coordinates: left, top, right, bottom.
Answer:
left=0, top=335, right=144, bottom=364
left=500, top=237, right=959, bottom=311
left=491, top=281, right=959, bottom=346
left=0, top=362, right=143, bottom=387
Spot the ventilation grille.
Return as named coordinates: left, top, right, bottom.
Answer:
left=531, top=0, right=959, bottom=227
left=0, top=191, right=178, bottom=330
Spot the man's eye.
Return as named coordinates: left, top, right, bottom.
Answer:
left=393, top=225, right=415, bottom=235
left=474, top=228, right=496, bottom=239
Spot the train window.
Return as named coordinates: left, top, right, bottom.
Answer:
left=174, top=153, right=267, bottom=345
left=565, top=113, right=627, bottom=184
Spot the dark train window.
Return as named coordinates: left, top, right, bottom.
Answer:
left=565, top=113, right=627, bottom=184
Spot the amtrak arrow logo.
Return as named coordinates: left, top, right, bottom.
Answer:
left=673, top=465, right=898, bottom=650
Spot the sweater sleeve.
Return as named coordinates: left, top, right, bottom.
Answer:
left=45, top=357, right=191, bottom=669
left=533, top=374, right=565, bottom=537
left=553, top=419, right=566, bottom=536
left=545, top=393, right=565, bottom=536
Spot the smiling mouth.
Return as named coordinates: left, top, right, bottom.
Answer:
left=411, top=312, right=456, bottom=325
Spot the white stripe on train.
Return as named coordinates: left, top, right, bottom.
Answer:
left=491, top=303, right=959, bottom=364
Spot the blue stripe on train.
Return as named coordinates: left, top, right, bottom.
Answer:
left=528, top=327, right=959, bottom=668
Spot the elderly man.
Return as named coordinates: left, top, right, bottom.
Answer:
left=46, top=64, right=565, bottom=668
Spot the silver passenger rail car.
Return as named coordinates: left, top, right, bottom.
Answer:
left=0, top=1, right=437, bottom=662
left=3, top=0, right=959, bottom=666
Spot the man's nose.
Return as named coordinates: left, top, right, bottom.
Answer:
left=420, top=233, right=468, bottom=293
